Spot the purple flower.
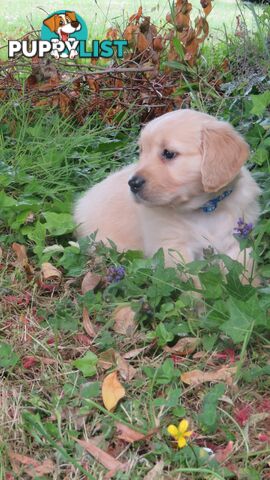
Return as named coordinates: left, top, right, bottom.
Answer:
left=106, top=265, right=125, bottom=283
left=234, top=218, right=253, bottom=238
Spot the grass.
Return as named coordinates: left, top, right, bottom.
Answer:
left=1, top=3, right=270, bottom=480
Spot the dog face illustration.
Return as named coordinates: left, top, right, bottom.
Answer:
left=43, top=11, right=81, bottom=41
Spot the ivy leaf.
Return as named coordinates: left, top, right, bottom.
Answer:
left=43, top=212, right=75, bottom=236
left=220, top=296, right=266, bottom=343
left=198, top=383, right=226, bottom=433
left=250, top=91, right=270, bottom=116
left=73, top=351, right=98, bottom=377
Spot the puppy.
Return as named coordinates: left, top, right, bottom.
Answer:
left=74, top=109, right=260, bottom=279
left=43, top=11, right=81, bottom=59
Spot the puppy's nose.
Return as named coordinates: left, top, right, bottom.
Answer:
left=128, top=175, right=146, bottom=193
left=71, top=21, right=79, bottom=28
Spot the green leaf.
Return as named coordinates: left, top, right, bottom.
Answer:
left=198, top=383, right=226, bottom=434
left=155, top=323, right=174, bottom=346
left=252, top=147, right=268, bottom=166
left=0, top=342, right=19, bottom=369
left=43, top=212, right=75, bottom=236
left=250, top=91, right=270, bottom=116
left=199, top=267, right=224, bottom=299
left=81, top=381, right=100, bottom=398
left=73, top=352, right=98, bottom=377
left=220, top=296, right=266, bottom=343
left=0, top=191, right=17, bottom=208
left=225, top=270, right=256, bottom=300
left=47, top=300, right=78, bottom=332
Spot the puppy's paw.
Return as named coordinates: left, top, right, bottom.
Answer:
left=69, top=49, right=78, bottom=59
left=51, top=50, right=60, bottom=59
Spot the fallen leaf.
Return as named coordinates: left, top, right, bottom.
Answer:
left=143, top=460, right=164, bottom=480
left=116, top=422, right=156, bottom=444
left=164, top=337, right=198, bottom=356
left=82, top=307, right=96, bottom=338
left=123, top=345, right=149, bottom=359
left=102, top=371, right=125, bottom=411
left=12, top=243, right=28, bottom=267
left=76, top=438, right=126, bottom=473
left=74, top=333, right=92, bottom=346
left=98, top=348, right=116, bottom=370
left=41, top=262, right=62, bottom=281
left=81, top=271, right=101, bottom=294
left=116, top=353, right=136, bottom=382
left=9, top=451, right=55, bottom=478
left=181, top=366, right=237, bottom=386
left=214, top=441, right=234, bottom=463
left=12, top=243, right=34, bottom=274
left=112, top=306, right=136, bottom=336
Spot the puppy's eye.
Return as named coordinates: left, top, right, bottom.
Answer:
left=162, top=149, right=177, bottom=160
left=59, top=20, right=64, bottom=25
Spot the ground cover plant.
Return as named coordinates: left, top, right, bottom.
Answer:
left=1, top=1, right=270, bottom=479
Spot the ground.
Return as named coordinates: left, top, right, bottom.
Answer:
left=1, top=1, right=270, bottom=479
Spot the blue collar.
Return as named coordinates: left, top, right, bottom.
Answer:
left=201, top=189, right=233, bottom=213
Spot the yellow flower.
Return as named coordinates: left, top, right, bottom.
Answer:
left=167, top=419, right=193, bottom=448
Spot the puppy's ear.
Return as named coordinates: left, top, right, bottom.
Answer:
left=201, top=121, right=249, bottom=192
left=66, top=11, right=77, bottom=22
left=43, top=15, right=57, bottom=32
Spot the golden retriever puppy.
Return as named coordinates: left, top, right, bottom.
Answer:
left=74, top=109, right=260, bottom=277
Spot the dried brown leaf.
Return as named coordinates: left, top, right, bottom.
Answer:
left=98, top=348, right=117, bottom=370
left=9, top=452, right=55, bottom=478
left=129, top=6, right=143, bottom=23
left=214, top=441, right=234, bottom=463
left=112, top=305, right=136, bottom=336
left=102, top=371, right=126, bottom=411
left=41, top=262, right=62, bottom=281
left=181, top=366, right=237, bottom=386
left=116, top=422, right=146, bottom=443
left=137, top=32, right=149, bottom=52
left=153, top=36, right=163, bottom=51
left=116, top=353, right=136, bottom=381
left=123, top=25, right=138, bottom=42
left=143, top=460, right=164, bottom=480
left=82, top=307, right=96, bottom=338
left=76, top=438, right=126, bottom=473
left=12, top=242, right=34, bottom=275
left=81, top=271, right=101, bottom=294
left=59, top=92, right=71, bottom=116
left=123, top=346, right=149, bottom=359
left=164, top=337, right=198, bottom=356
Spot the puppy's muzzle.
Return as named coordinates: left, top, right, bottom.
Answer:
left=128, top=175, right=146, bottom=193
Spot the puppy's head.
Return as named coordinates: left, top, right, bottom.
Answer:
left=43, top=11, right=81, bottom=40
left=129, top=110, right=249, bottom=206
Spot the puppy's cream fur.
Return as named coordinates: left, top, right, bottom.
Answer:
left=74, top=110, right=260, bottom=275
